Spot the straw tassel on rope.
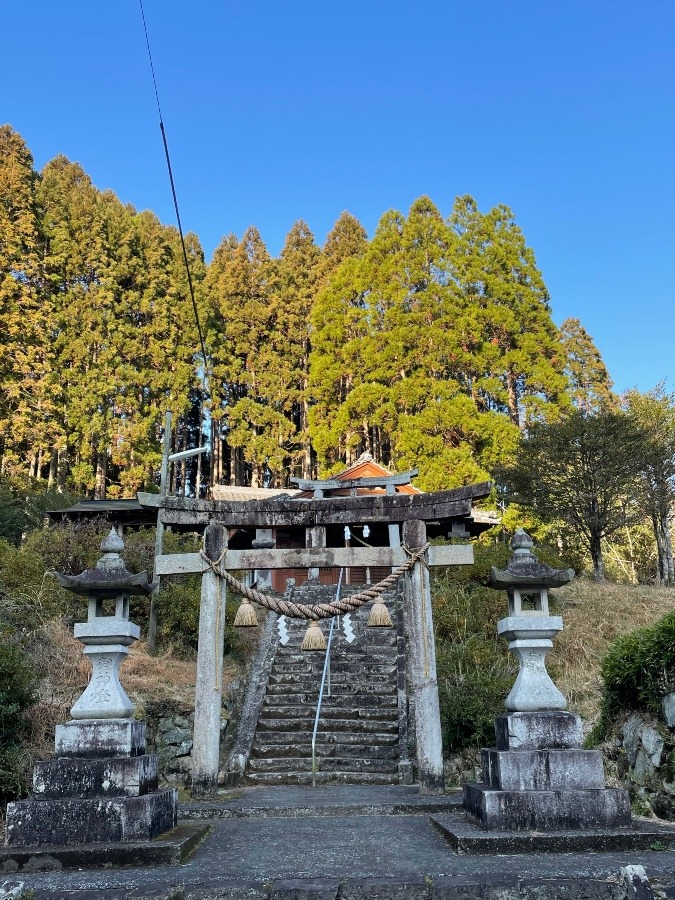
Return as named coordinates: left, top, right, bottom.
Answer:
left=233, top=597, right=258, bottom=627
left=367, top=596, right=393, bottom=627
left=300, top=619, right=327, bottom=651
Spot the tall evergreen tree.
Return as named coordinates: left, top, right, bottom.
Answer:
left=205, top=227, right=293, bottom=486
left=275, top=221, right=322, bottom=479
left=559, top=317, right=615, bottom=412
left=450, top=196, right=568, bottom=428
left=310, top=197, right=526, bottom=487
left=0, top=126, right=53, bottom=478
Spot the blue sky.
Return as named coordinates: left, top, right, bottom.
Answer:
left=3, top=2, right=674, bottom=394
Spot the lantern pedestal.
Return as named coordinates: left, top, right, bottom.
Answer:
left=464, top=711, right=631, bottom=831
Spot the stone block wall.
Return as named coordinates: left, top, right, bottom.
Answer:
left=602, top=699, right=675, bottom=820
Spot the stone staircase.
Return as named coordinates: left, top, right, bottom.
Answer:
left=244, top=593, right=402, bottom=786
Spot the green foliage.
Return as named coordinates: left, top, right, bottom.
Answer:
left=0, top=634, right=38, bottom=802
left=559, top=317, right=616, bottom=413
left=1, top=126, right=617, bottom=498
left=624, top=385, right=675, bottom=586
left=432, top=543, right=515, bottom=751
left=500, top=409, right=645, bottom=581
left=599, top=610, right=675, bottom=722
left=0, top=483, right=28, bottom=544
left=436, top=635, right=516, bottom=751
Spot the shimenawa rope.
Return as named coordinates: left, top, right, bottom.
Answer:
left=200, top=543, right=430, bottom=620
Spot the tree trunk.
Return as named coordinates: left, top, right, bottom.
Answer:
left=589, top=531, right=605, bottom=581
left=506, top=371, right=521, bottom=429
left=48, top=449, right=58, bottom=488
left=302, top=397, right=312, bottom=479
left=94, top=451, right=107, bottom=500
left=654, top=507, right=675, bottom=587
left=57, top=449, right=68, bottom=492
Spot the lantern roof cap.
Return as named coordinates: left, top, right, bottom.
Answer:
left=55, top=528, right=151, bottom=597
left=489, top=529, right=574, bottom=590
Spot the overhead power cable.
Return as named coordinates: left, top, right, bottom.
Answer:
left=138, top=0, right=210, bottom=390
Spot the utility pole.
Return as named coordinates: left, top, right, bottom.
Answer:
left=148, top=412, right=210, bottom=654
left=147, top=411, right=172, bottom=654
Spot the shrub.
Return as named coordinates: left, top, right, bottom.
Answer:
left=0, top=634, right=38, bottom=802
left=598, top=610, right=675, bottom=725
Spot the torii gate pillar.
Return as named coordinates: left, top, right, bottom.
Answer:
left=403, top=519, right=444, bottom=794
left=191, top=523, right=227, bottom=798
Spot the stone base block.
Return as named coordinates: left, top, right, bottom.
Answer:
left=0, top=822, right=208, bottom=871
left=482, top=748, right=605, bottom=791
left=463, top=783, right=631, bottom=831
left=5, top=788, right=177, bottom=846
left=494, top=711, right=582, bottom=751
left=432, top=811, right=675, bottom=854
left=55, top=719, right=146, bottom=759
left=33, top=754, right=158, bottom=799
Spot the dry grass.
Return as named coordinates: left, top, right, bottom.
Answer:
left=551, top=578, right=675, bottom=725
left=23, top=618, right=240, bottom=758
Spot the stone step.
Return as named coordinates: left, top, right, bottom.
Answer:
left=256, top=716, right=398, bottom=734
left=263, top=690, right=396, bottom=706
left=265, top=680, right=396, bottom=695
left=273, top=662, right=396, bottom=675
left=261, top=704, right=398, bottom=730
left=275, top=651, right=396, bottom=666
left=250, top=743, right=399, bottom=760
left=252, top=730, right=399, bottom=746
left=243, top=771, right=399, bottom=786
left=247, top=756, right=398, bottom=774
left=276, top=630, right=397, bottom=643
left=267, top=672, right=394, bottom=686
left=275, top=644, right=397, bottom=655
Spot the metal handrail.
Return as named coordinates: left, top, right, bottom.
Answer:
left=311, top=569, right=344, bottom=787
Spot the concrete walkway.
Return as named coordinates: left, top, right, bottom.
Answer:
left=5, top=786, right=675, bottom=899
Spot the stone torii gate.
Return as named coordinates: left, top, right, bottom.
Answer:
left=138, top=482, right=490, bottom=796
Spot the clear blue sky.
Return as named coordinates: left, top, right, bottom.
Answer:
left=3, top=2, right=674, bottom=394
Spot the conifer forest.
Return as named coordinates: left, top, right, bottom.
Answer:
left=3, top=124, right=625, bottom=503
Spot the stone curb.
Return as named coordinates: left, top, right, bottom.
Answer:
left=5, top=872, right=655, bottom=900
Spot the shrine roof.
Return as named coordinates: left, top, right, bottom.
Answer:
left=294, top=453, right=420, bottom=498
left=211, top=486, right=302, bottom=501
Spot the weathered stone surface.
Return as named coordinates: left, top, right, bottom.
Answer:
left=494, top=712, right=583, bottom=751
left=268, top=878, right=341, bottom=899
left=621, top=865, right=654, bottom=900
left=497, top=616, right=566, bottom=712
left=662, top=693, right=675, bottom=727
left=463, top=783, right=631, bottom=831
left=55, top=719, right=146, bottom=758
left=340, top=877, right=430, bottom=899
left=482, top=748, right=606, bottom=791
left=640, top=724, right=665, bottom=766
left=433, top=810, right=675, bottom=855
left=32, top=754, right=158, bottom=799
left=5, top=788, right=177, bottom=846
left=0, top=822, right=207, bottom=871
left=622, top=714, right=665, bottom=786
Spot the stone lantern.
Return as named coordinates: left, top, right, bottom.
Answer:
left=57, top=528, right=147, bottom=721
left=463, top=530, right=631, bottom=832
left=490, top=529, right=574, bottom=713
left=5, top=529, right=177, bottom=850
